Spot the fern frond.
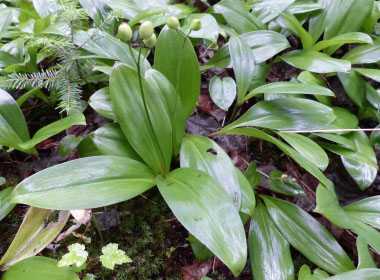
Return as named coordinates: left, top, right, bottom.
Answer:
left=0, top=69, right=64, bottom=90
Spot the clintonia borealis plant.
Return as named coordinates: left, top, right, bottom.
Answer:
left=3, top=0, right=380, bottom=279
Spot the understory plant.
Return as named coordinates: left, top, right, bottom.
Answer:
left=2, top=0, right=380, bottom=279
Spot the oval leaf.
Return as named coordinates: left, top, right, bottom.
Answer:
left=157, top=168, right=247, bottom=276
left=281, top=50, right=351, bottom=73
left=10, top=156, right=156, bottom=210
left=209, top=76, right=236, bottom=111
left=88, top=87, right=116, bottom=120
left=261, top=195, right=355, bottom=274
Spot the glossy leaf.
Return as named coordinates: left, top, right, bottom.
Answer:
left=279, top=133, right=329, bottom=170
left=224, top=98, right=336, bottom=131
left=19, top=113, right=86, bottom=150
left=32, top=0, right=59, bottom=18
left=354, top=68, right=380, bottom=83
left=110, top=63, right=172, bottom=174
left=180, top=134, right=242, bottom=208
left=341, top=131, right=378, bottom=190
left=204, top=30, right=290, bottom=70
left=0, top=187, right=15, bottom=222
left=297, top=71, right=331, bottom=106
left=287, top=0, right=322, bottom=14
left=10, top=156, right=156, bottom=210
left=357, top=236, right=377, bottom=269
left=144, top=69, right=186, bottom=156
left=74, top=30, right=150, bottom=72
left=182, top=14, right=219, bottom=43
left=249, top=201, right=294, bottom=280
left=0, top=207, right=70, bottom=269
left=312, top=32, right=373, bottom=52
left=343, top=39, right=380, bottom=64
left=278, top=12, right=313, bottom=50
left=209, top=76, right=236, bottom=111
left=262, top=195, right=355, bottom=274
left=281, top=50, right=351, bottom=73
left=328, top=269, right=380, bottom=280
left=0, top=88, right=34, bottom=154
left=337, top=71, right=366, bottom=108
left=58, top=135, right=82, bottom=158
left=218, top=127, right=332, bottom=189
left=79, top=0, right=106, bottom=26
left=246, top=82, right=334, bottom=100
left=269, top=170, right=305, bottom=196
left=77, top=123, right=141, bottom=161
left=229, top=36, right=255, bottom=105
left=244, top=161, right=261, bottom=189
left=2, top=257, right=79, bottom=280
left=235, top=167, right=255, bottom=217
left=154, top=27, right=200, bottom=118
left=251, top=0, right=295, bottom=23
left=344, top=196, right=380, bottom=229
left=324, top=107, right=359, bottom=130
left=214, top=0, right=266, bottom=34
left=88, top=87, right=116, bottom=120
left=157, top=168, right=247, bottom=276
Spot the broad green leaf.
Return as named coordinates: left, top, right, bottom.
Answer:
left=144, top=69, right=186, bottom=156
left=203, top=30, right=289, bottom=70
left=354, top=68, right=380, bottom=83
left=99, top=243, right=132, bottom=270
left=343, top=39, right=380, bottom=64
left=341, top=131, right=378, bottom=190
left=279, top=133, right=329, bottom=170
left=337, top=71, right=366, bottom=108
left=251, top=0, right=295, bottom=23
left=79, top=0, right=106, bottom=26
left=0, top=89, right=34, bottom=154
left=365, top=83, right=380, bottom=110
left=182, top=14, right=219, bottom=43
left=327, top=269, right=380, bottom=279
left=180, top=134, right=242, bottom=208
left=2, top=257, right=79, bottom=280
left=58, top=244, right=88, bottom=268
left=281, top=50, right=351, bottom=73
left=19, top=113, right=86, bottom=150
left=110, top=63, right=172, bottom=174
left=0, top=187, right=15, bottom=222
left=157, top=168, right=247, bottom=276
left=32, top=0, right=59, bottom=18
left=58, top=135, right=82, bottom=158
left=235, top=167, right=255, bottom=216
left=88, top=87, right=116, bottom=120
left=154, top=27, right=200, bottom=118
left=268, top=170, right=305, bottom=196
left=214, top=0, right=266, bottom=34
left=0, top=177, right=5, bottom=185
left=261, top=195, right=355, bottom=274
left=313, top=133, right=355, bottom=149
left=187, top=235, right=214, bottom=262
left=278, top=12, right=313, bottom=50
left=218, top=127, right=333, bottom=189
left=10, top=156, right=156, bottom=210
left=324, top=107, right=358, bottom=131
left=246, top=82, right=334, bottom=100
left=224, top=98, right=336, bottom=131
left=244, top=161, right=261, bottom=189
left=229, top=36, right=255, bottom=105
left=0, top=207, right=70, bottom=269
left=323, top=0, right=374, bottom=54
left=286, top=0, right=322, bottom=14
left=209, top=76, right=236, bottom=111
left=77, top=123, right=141, bottom=161
left=298, top=265, right=312, bottom=280
left=297, top=71, right=331, bottom=106
left=74, top=30, right=150, bottom=72
left=319, top=143, right=378, bottom=169
left=249, top=201, right=294, bottom=280
left=357, top=236, right=377, bottom=269
left=312, top=32, right=373, bottom=52
left=344, top=196, right=380, bottom=229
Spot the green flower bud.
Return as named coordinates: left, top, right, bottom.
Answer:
left=139, top=21, right=154, bottom=40
left=143, top=33, right=157, bottom=48
left=117, top=23, right=133, bottom=42
left=281, top=174, right=288, bottom=180
left=190, top=19, right=202, bottom=31
left=167, top=16, right=179, bottom=30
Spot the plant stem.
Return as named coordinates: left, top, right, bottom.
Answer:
left=279, top=128, right=380, bottom=133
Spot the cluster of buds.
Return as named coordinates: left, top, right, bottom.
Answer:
left=116, top=17, right=202, bottom=48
